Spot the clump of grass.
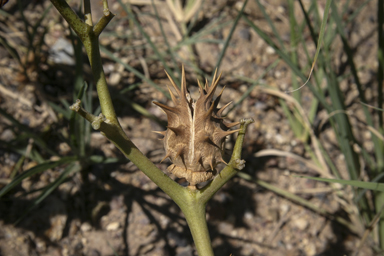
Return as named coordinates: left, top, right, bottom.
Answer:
left=239, top=0, right=384, bottom=252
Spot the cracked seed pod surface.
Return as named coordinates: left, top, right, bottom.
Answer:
left=153, top=67, right=239, bottom=186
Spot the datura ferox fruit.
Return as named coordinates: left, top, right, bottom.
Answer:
left=153, top=67, right=240, bottom=186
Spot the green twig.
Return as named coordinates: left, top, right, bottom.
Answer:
left=198, top=118, right=254, bottom=204
left=50, top=0, right=116, bottom=123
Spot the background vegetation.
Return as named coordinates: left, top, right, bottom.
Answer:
left=0, top=0, right=383, bottom=255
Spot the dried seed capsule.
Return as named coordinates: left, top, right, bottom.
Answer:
left=153, top=67, right=239, bottom=186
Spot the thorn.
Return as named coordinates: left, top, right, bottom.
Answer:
left=167, top=126, right=183, bottom=136
left=216, top=129, right=241, bottom=140
left=210, top=70, right=222, bottom=91
left=205, top=71, right=222, bottom=103
left=168, top=164, right=176, bottom=172
left=212, top=68, right=218, bottom=86
left=164, top=70, right=180, bottom=96
left=211, top=86, right=226, bottom=111
left=181, top=65, right=188, bottom=101
left=197, top=155, right=204, bottom=167
left=175, top=147, right=184, bottom=158
left=204, top=78, right=209, bottom=91
left=214, top=72, right=223, bottom=86
left=225, top=121, right=240, bottom=128
left=153, top=101, right=178, bottom=113
left=152, top=130, right=166, bottom=136
left=204, top=102, right=215, bottom=118
left=160, top=152, right=172, bottom=163
left=209, top=157, right=215, bottom=170
left=197, top=79, right=205, bottom=95
left=212, top=85, right=226, bottom=107
left=218, top=156, right=228, bottom=165
left=202, top=136, right=220, bottom=148
left=217, top=85, right=226, bottom=97
left=175, top=148, right=187, bottom=170
left=224, top=128, right=241, bottom=135
left=217, top=101, right=232, bottom=116
left=166, top=85, right=178, bottom=104
left=206, top=80, right=217, bottom=100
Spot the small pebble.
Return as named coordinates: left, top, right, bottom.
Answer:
left=106, top=222, right=120, bottom=231
left=293, top=218, right=309, bottom=231
left=80, top=222, right=92, bottom=232
left=266, top=46, right=276, bottom=54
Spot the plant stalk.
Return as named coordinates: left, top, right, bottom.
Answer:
left=52, top=2, right=254, bottom=255
left=181, top=196, right=213, bottom=256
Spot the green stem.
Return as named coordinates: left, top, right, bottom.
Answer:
left=199, top=118, right=253, bottom=204
left=83, top=36, right=117, bottom=123
left=50, top=0, right=86, bottom=36
left=181, top=196, right=213, bottom=256
left=50, top=0, right=117, bottom=124
left=70, top=101, right=185, bottom=201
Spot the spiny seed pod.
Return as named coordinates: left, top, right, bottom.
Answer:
left=153, top=67, right=240, bottom=186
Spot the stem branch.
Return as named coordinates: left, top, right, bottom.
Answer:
left=198, top=118, right=254, bottom=204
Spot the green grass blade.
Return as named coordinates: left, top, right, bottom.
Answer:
left=120, top=82, right=141, bottom=94
left=0, top=36, right=22, bottom=67
left=100, top=45, right=170, bottom=99
left=254, top=0, right=286, bottom=49
left=242, top=15, right=329, bottom=110
left=151, top=0, right=181, bottom=79
left=330, top=0, right=384, bottom=172
left=0, top=108, right=57, bottom=156
left=0, top=9, right=10, bottom=17
left=14, top=162, right=81, bottom=225
left=288, top=0, right=299, bottom=99
left=227, top=59, right=279, bottom=114
left=325, top=69, right=360, bottom=180
left=0, top=156, right=78, bottom=198
left=296, top=176, right=384, bottom=192
left=238, top=172, right=357, bottom=233
left=346, top=0, right=372, bottom=23
left=47, top=102, right=72, bottom=120
left=89, top=155, right=122, bottom=164
left=117, top=0, right=180, bottom=86
left=289, top=0, right=331, bottom=93
left=297, top=0, right=318, bottom=46
left=212, top=0, right=248, bottom=77
left=117, top=94, right=165, bottom=126
left=356, top=173, right=384, bottom=203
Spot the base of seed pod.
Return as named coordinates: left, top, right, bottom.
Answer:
left=168, top=164, right=216, bottom=186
